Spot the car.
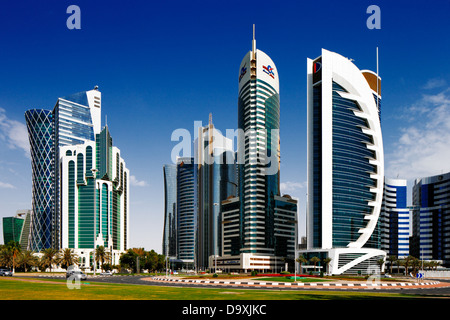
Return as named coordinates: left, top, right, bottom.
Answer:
left=0, top=269, right=13, bottom=276
left=100, top=270, right=113, bottom=276
left=66, top=270, right=87, bottom=280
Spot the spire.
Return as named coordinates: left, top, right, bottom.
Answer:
left=252, top=24, right=256, bottom=56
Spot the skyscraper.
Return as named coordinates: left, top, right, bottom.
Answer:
left=25, top=109, right=54, bottom=251
left=162, top=164, right=177, bottom=258
left=303, top=49, right=385, bottom=275
left=2, top=210, right=31, bottom=251
left=412, top=172, right=450, bottom=267
left=53, top=87, right=102, bottom=248
left=195, top=115, right=237, bottom=270
left=59, top=125, right=129, bottom=267
left=176, top=157, right=196, bottom=268
left=218, top=27, right=298, bottom=272
left=380, top=178, right=411, bottom=259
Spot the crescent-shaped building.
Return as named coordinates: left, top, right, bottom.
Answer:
left=303, top=49, right=386, bottom=275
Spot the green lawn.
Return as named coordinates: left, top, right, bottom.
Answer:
left=0, top=277, right=429, bottom=300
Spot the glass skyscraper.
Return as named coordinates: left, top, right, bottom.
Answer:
left=53, top=87, right=102, bottom=248
left=412, top=172, right=450, bottom=267
left=176, top=157, right=196, bottom=267
left=25, top=109, right=54, bottom=251
left=59, top=125, right=129, bottom=267
left=219, top=28, right=298, bottom=272
left=162, top=164, right=177, bottom=258
left=2, top=210, right=31, bottom=251
left=380, top=178, right=411, bottom=259
left=195, top=115, right=237, bottom=270
left=303, top=49, right=385, bottom=275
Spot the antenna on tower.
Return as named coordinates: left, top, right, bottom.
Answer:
left=376, top=47, right=379, bottom=110
left=252, top=24, right=256, bottom=55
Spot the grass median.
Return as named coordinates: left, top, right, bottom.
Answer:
left=0, top=277, right=430, bottom=300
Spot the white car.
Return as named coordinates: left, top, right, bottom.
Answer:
left=100, top=270, right=113, bottom=276
left=0, top=269, right=13, bottom=276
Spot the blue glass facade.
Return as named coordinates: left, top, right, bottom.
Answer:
left=197, top=148, right=237, bottom=269
left=331, top=82, right=377, bottom=248
left=380, top=180, right=410, bottom=258
left=25, top=109, right=54, bottom=251
left=163, top=164, right=177, bottom=257
left=412, top=173, right=450, bottom=266
left=176, top=157, right=196, bottom=262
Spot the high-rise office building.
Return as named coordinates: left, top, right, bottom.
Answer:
left=303, top=49, right=385, bottom=275
left=25, top=109, right=54, bottom=251
left=2, top=210, right=31, bottom=251
left=195, top=115, right=237, bottom=270
left=25, top=87, right=130, bottom=264
left=218, top=27, right=298, bottom=272
left=176, top=157, right=196, bottom=268
left=380, top=178, right=411, bottom=259
left=59, top=125, right=129, bottom=267
left=162, top=164, right=177, bottom=258
left=412, top=172, right=450, bottom=267
left=53, top=87, right=102, bottom=248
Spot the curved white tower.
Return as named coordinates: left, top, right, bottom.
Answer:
left=304, top=49, right=385, bottom=275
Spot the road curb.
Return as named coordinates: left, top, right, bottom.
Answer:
left=149, top=277, right=443, bottom=289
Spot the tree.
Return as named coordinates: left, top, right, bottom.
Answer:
left=296, top=254, right=308, bottom=274
left=387, top=255, right=397, bottom=274
left=403, top=255, right=415, bottom=276
left=95, top=246, right=107, bottom=272
left=0, top=246, right=13, bottom=269
left=376, top=258, right=385, bottom=274
left=40, top=248, right=59, bottom=272
left=60, top=248, right=78, bottom=270
left=322, top=257, right=332, bottom=275
left=410, top=257, right=420, bottom=276
left=6, top=241, right=21, bottom=273
left=119, top=249, right=138, bottom=272
left=309, top=256, right=320, bottom=272
left=18, top=250, right=38, bottom=272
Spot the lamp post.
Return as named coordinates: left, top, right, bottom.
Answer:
left=91, top=168, right=98, bottom=276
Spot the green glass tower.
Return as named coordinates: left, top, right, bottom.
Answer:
left=59, top=125, right=129, bottom=268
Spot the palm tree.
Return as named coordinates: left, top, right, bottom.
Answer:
left=309, top=256, right=320, bottom=272
left=376, top=258, right=385, bottom=274
left=411, top=257, right=420, bottom=276
left=60, top=248, right=78, bottom=270
left=40, top=248, right=60, bottom=272
left=296, top=254, right=308, bottom=274
left=95, top=246, right=106, bottom=272
left=18, top=250, right=38, bottom=272
left=322, top=257, right=332, bottom=275
left=7, top=241, right=21, bottom=273
left=0, top=246, right=13, bottom=269
left=387, top=255, right=397, bottom=274
left=403, top=255, right=415, bottom=276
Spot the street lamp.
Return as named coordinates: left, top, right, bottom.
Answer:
left=91, top=168, right=98, bottom=276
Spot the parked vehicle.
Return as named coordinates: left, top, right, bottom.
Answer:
left=66, top=270, right=87, bottom=280
left=0, top=269, right=13, bottom=276
left=100, top=270, right=113, bottom=276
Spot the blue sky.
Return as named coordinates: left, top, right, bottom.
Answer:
left=0, top=0, right=449, bottom=251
